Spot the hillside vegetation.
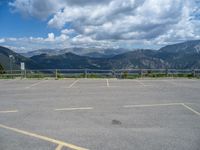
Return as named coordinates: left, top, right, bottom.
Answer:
left=1, top=40, right=200, bottom=70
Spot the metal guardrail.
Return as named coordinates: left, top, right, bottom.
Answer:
left=0, top=69, right=200, bottom=79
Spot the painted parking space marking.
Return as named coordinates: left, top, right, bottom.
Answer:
left=182, top=103, right=200, bottom=116
left=68, top=80, right=79, bottom=88
left=55, top=107, right=93, bottom=111
left=0, top=110, right=18, bottom=114
left=123, top=102, right=200, bottom=116
left=161, top=79, right=179, bottom=86
left=123, top=103, right=183, bottom=108
left=135, top=80, right=149, bottom=86
left=4, top=79, right=20, bottom=83
left=106, top=79, right=110, bottom=87
left=25, top=80, right=47, bottom=89
left=0, top=124, right=89, bottom=150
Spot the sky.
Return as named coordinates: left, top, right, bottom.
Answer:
left=0, top=0, right=200, bottom=53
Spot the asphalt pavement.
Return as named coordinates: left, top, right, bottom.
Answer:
left=0, top=78, right=200, bottom=150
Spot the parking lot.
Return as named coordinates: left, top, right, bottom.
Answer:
left=0, top=78, right=200, bottom=150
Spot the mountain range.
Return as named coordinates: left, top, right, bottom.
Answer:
left=20, top=48, right=127, bottom=58
left=0, top=46, right=40, bottom=70
left=1, top=40, right=200, bottom=70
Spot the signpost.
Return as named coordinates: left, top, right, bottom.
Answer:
left=9, top=55, right=14, bottom=78
left=20, top=62, right=26, bottom=78
left=21, top=62, right=25, bottom=70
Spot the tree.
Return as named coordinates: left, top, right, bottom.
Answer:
left=0, top=64, right=4, bottom=74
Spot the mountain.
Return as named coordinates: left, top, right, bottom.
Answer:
left=83, top=52, right=109, bottom=58
left=105, top=50, right=166, bottom=69
left=83, top=48, right=127, bottom=58
left=156, top=40, right=200, bottom=69
left=159, top=40, right=200, bottom=54
left=2, top=40, right=200, bottom=70
left=0, top=46, right=40, bottom=70
left=29, top=40, right=200, bottom=69
left=21, top=48, right=128, bottom=58
left=28, top=49, right=168, bottom=69
left=20, top=48, right=65, bottom=57
left=28, top=49, right=167, bottom=69
left=30, top=53, right=99, bottom=69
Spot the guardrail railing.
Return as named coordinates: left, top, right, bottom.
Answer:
left=0, top=69, right=200, bottom=79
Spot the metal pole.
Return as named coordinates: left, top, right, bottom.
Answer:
left=193, top=69, right=196, bottom=77
left=9, top=55, right=13, bottom=79
left=9, top=57, right=11, bottom=74
left=55, top=69, right=58, bottom=79
left=85, top=69, right=87, bottom=78
left=21, top=69, right=23, bottom=79
left=140, top=69, right=143, bottom=78
left=165, top=68, right=168, bottom=77
left=9, top=56, right=11, bottom=74
left=11, top=59, right=13, bottom=78
left=24, top=69, right=27, bottom=78
left=112, top=70, right=115, bottom=78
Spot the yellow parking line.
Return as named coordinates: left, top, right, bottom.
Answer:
left=0, top=124, right=89, bottom=150
left=55, top=144, right=63, bottom=150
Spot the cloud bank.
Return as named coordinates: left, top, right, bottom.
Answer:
left=3, top=0, right=200, bottom=52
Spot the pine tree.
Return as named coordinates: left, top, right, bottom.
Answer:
left=0, top=64, right=4, bottom=74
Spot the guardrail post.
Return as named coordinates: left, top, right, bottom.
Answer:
left=55, top=69, right=58, bottom=79
left=24, top=69, right=27, bottom=78
left=21, top=70, right=23, bottom=79
left=84, top=69, right=87, bottom=78
left=112, top=70, right=116, bottom=78
left=140, top=69, right=143, bottom=78
left=10, top=70, right=13, bottom=79
left=192, top=69, right=196, bottom=77
left=165, top=68, right=168, bottom=76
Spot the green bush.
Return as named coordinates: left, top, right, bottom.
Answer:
left=57, top=73, right=65, bottom=78
left=122, top=71, right=128, bottom=79
left=27, top=73, right=45, bottom=78
left=127, top=74, right=139, bottom=79
left=87, top=74, right=104, bottom=78
left=146, top=73, right=166, bottom=78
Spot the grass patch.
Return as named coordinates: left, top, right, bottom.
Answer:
left=0, top=70, right=199, bottom=79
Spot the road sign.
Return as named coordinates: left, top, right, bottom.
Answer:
left=21, top=62, right=25, bottom=70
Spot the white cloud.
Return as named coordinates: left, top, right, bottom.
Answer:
left=46, top=0, right=200, bottom=43
left=7, top=0, right=200, bottom=51
left=0, top=38, right=5, bottom=43
left=45, top=33, right=55, bottom=42
left=9, top=0, right=65, bottom=19
left=61, top=29, right=76, bottom=35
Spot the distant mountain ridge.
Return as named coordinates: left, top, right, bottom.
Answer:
left=0, top=46, right=39, bottom=70
left=159, top=40, right=200, bottom=54
left=21, top=48, right=127, bottom=58
left=1, top=40, right=200, bottom=70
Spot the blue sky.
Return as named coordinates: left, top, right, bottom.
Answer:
left=0, top=0, right=200, bottom=53
left=0, top=1, right=59, bottom=38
